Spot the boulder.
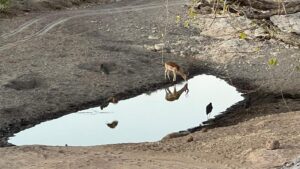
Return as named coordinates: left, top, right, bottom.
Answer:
left=270, top=12, right=300, bottom=35
left=154, top=43, right=165, bottom=51
left=281, top=156, right=300, bottom=169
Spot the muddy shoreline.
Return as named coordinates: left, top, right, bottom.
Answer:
left=1, top=60, right=298, bottom=147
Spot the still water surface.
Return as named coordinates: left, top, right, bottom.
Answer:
left=9, top=75, right=243, bottom=146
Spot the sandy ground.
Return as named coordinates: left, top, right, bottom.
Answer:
left=0, top=0, right=300, bottom=168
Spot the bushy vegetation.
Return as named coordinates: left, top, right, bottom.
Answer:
left=0, top=0, right=10, bottom=11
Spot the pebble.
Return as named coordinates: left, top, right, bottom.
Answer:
left=186, top=136, right=194, bottom=142
left=201, top=128, right=208, bottom=132
left=154, top=43, right=165, bottom=51
left=148, top=35, right=159, bottom=40
left=265, top=140, right=280, bottom=150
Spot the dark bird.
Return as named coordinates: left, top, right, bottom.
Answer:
left=100, top=63, right=109, bottom=75
left=206, top=102, right=213, bottom=119
left=100, top=102, right=109, bottom=110
left=106, top=120, right=118, bottom=129
left=244, top=97, right=251, bottom=109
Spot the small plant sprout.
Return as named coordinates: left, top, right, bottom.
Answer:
left=176, top=15, right=181, bottom=24
left=188, top=7, right=197, bottom=20
left=268, top=58, right=279, bottom=67
left=254, top=47, right=261, bottom=52
left=184, top=20, right=190, bottom=28
left=239, top=32, right=248, bottom=40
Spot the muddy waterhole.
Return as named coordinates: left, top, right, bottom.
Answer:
left=9, top=75, right=243, bottom=146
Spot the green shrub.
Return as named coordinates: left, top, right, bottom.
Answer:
left=0, top=0, right=10, bottom=12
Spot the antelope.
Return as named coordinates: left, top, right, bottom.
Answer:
left=107, top=96, right=118, bottom=104
left=164, top=61, right=188, bottom=82
left=165, top=83, right=189, bottom=101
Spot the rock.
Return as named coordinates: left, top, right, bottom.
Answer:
left=265, top=140, right=280, bottom=150
left=194, top=16, right=253, bottom=39
left=190, top=36, right=206, bottom=42
left=78, top=62, right=116, bottom=74
left=151, top=27, right=157, bottom=33
left=143, top=45, right=155, bottom=51
left=186, top=136, right=194, bottom=142
left=170, top=49, right=176, bottom=53
left=193, top=1, right=212, bottom=14
left=218, top=39, right=251, bottom=53
left=4, top=74, right=42, bottom=90
left=148, top=35, right=159, bottom=40
left=161, top=131, right=190, bottom=140
left=180, top=51, right=185, bottom=57
left=190, top=47, right=198, bottom=53
left=270, top=12, right=300, bottom=35
left=154, top=43, right=165, bottom=51
left=201, top=128, right=208, bottom=132
left=254, top=27, right=269, bottom=38
left=281, top=156, right=300, bottom=169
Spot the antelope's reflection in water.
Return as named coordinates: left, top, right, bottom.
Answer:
left=103, top=84, right=189, bottom=129
left=106, top=120, right=118, bottom=129
left=165, top=83, right=189, bottom=102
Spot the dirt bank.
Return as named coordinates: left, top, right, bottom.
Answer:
left=0, top=0, right=299, bottom=168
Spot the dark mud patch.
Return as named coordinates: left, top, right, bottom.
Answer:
left=78, top=61, right=117, bottom=74
left=4, top=74, right=43, bottom=90
left=95, top=44, right=144, bottom=57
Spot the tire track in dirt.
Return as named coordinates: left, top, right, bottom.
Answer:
left=0, top=1, right=184, bottom=51
left=0, top=18, right=40, bottom=39
left=36, top=1, right=185, bottom=36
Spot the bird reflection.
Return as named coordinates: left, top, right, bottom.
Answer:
left=206, top=102, right=213, bottom=119
left=106, top=120, right=118, bottom=129
left=165, top=83, right=189, bottom=102
left=108, top=96, right=118, bottom=104
left=100, top=63, right=109, bottom=75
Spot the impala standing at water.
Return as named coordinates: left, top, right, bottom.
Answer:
left=164, top=62, right=188, bottom=81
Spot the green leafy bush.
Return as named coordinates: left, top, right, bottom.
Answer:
left=0, top=0, right=10, bottom=11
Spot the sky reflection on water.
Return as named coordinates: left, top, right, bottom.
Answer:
left=9, top=75, right=243, bottom=146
